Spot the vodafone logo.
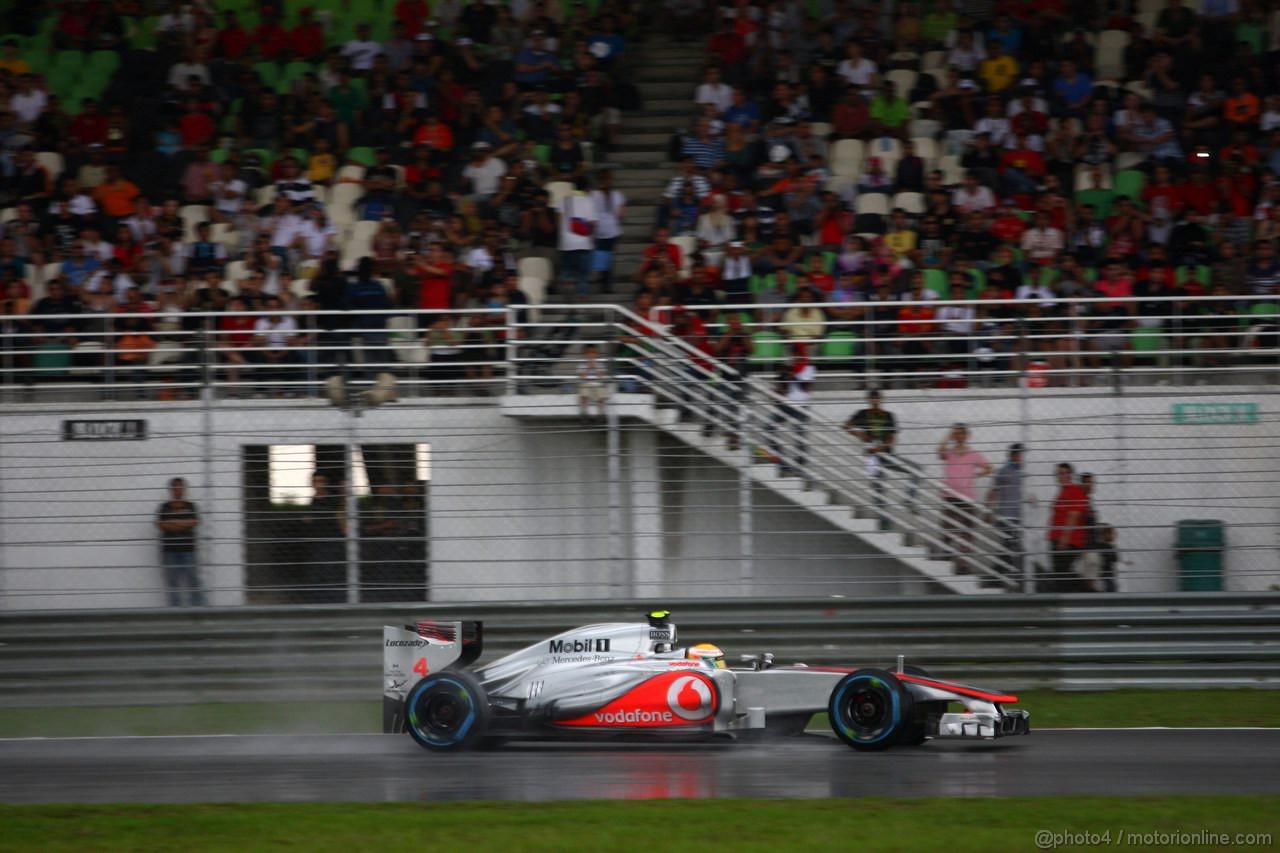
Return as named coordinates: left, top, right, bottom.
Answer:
left=667, top=675, right=714, bottom=721
left=594, top=709, right=674, bottom=724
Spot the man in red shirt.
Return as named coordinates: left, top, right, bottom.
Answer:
left=635, top=227, right=682, bottom=282
left=998, top=133, right=1046, bottom=196
left=69, top=98, right=109, bottom=150
left=1046, top=463, right=1089, bottom=591
left=990, top=199, right=1027, bottom=244
left=1180, top=169, right=1217, bottom=216
left=218, top=10, right=249, bottom=59
left=394, top=0, right=430, bottom=36
left=1141, top=165, right=1184, bottom=223
left=177, top=97, right=215, bottom=148
left=252, top=9, right=289, bottom=61
left=707, top=18, right=747, bottom=69
left=414, top=245, right=456, bottom=323
left=289, top=7, right=326, bottom=60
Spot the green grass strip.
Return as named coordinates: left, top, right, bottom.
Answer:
left=1, top=689, right=1275, bottom=738
left=1, top=797, right=1277, bottom=852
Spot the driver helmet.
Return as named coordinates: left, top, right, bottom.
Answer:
left=686, top=643, right=727, bottom=669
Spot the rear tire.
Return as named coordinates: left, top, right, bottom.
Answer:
left=828, top=668, right=914, bottom=751
left=404, top=670, right=490, bottom=751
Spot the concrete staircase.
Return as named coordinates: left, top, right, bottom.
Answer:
left=607, top=41, right=707, bottom=280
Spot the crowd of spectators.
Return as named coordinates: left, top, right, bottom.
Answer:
left=638, top=0, right=1280, bottom=386
left=0, top=0, right=1278, bottom=395
left=0, top=0, right=637, bottom=391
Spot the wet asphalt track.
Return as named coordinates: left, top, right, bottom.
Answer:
left=1, top=729, right=1278, bottom=803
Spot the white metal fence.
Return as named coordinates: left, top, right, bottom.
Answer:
left=0, top=296, right=1276, bottom=609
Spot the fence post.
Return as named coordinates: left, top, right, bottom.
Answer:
left=505, top=305, right=517, bottom=396
left=738, top=376, right=754, bottom=595
left=606, top=402, right=625, bottom=594
left=1018, top=319, right=1034, bottom=594
left=344, top=373, right=362, bottom=605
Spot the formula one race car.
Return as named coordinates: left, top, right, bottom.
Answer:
left=383, top=611, right=1029, bottom=752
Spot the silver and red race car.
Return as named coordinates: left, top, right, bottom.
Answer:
left=383, top=611, right=1029, bottom=751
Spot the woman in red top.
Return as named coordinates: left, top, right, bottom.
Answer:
left=414, top=245, right=456, bottom=329
left=217, top=297, right=257, bottom=390
left=113, top=225, right=143, bottom=271
left=393, top=0, right=430, bottom=36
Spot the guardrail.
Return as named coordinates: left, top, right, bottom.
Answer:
left=1, top=594, right=1276, bottom=708
left=2, top=294, right=1276, bottom=403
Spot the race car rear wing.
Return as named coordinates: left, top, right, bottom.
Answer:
left=382, top=620, right=483, bottom=733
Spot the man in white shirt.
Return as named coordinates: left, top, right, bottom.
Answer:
left=951, top=172, right=997, bottom=214
left=251, top=295, right=303, bottom=395
left=342, top=23, right=383, bottom=72
left=694, top=66, right=733, bottom=113
left=1019, top=211, right=1064, bottom=264
left=62, top=178, right=99, bottom=219
left=588, top=168, right=626, bottom=291
left=267, top=199, right=305, bottom=252
left=209, top=162, right=248, bottom=220
left=556, top=181, right=598, bottom=299
left=273, top=158, right=316, bottom=204
left=10, top=75, right=48, bottom=126
left=461, top=142, right=508, bottom=199
left=167, top=49, right=211, bottom=92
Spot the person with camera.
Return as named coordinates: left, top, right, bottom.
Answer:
left=555, top=176, right=597, bottom=300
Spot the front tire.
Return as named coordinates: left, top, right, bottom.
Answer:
left=828, top=668, right=914, bottom=751
left=899, top=665, right=935, bottom=745
left=404, top=670, right=490, bottom=751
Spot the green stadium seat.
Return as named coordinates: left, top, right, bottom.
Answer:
left=749, top=332, right=786, bottom=369
left=819, top=331, right=860, bottom=362
left=252, top=62, right=281, bottom=90
left=87, top=50, right=120, bottom=76
left=133, top=18, right=159, bottom=49
left=22, top=51, right=50, bottom=75
left=922, top=268, right=949, bottom=298
left=52, top=50, right=85, bottom=74
left=1131, top=326, right=1166, bottom=357
left=1114, top=170, right=1145, bottom=205
left=245, top=147, right=275, bottom=168
left=1074, top=187, right=1115, bottom=219
left=966, top=268, right=985, bottom=297
left=346, top=146, right=376, bottom=167
left=1175, top=265, right=1210, bottom=286
left=1236, top=21, right=1264, bottom=54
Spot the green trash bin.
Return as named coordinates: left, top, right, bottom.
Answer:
left=1175, top=520, right=1225, bottom=592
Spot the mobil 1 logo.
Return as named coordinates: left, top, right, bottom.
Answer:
left=548, top=638, right=612, bottom=654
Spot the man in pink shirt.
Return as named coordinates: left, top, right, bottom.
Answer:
left=938, top=423, right=992, bottom=571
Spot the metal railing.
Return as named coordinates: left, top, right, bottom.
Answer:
left=2, top=294, right=1275, bottom=402
left=572, top=304, right=1014, bottom=588
left=1, top=593, right=1276, bottom=709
